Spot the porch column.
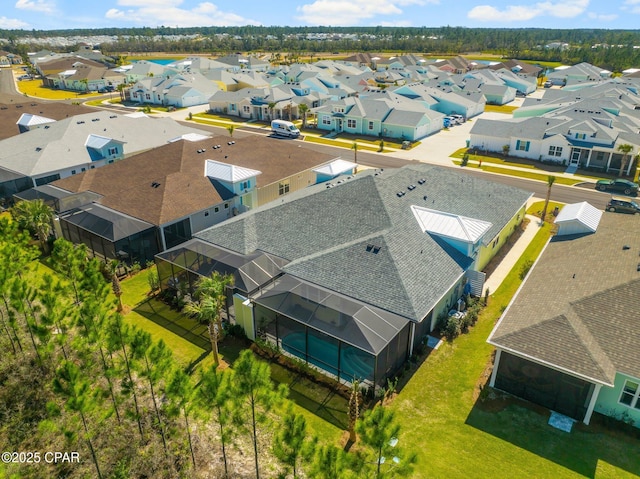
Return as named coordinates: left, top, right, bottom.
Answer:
left=489, top=349, right=502, bottom=387
left=583, top=383, right=602, bottom=425
left=584, top=149, right=592, bottom=168
left=605, top=152, right=613, bottom=173
left=408, top=322, right=416, bottom=357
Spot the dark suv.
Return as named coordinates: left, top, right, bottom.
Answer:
left=606, top=197, right=640, bottom=214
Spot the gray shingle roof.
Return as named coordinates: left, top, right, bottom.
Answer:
left=196, top=164, right=531, bottom=321
left=489, top=212, right=640, bottom=385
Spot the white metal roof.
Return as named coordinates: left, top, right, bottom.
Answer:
left=204, top=159, right=262, bottom=183
left=313, top=158, right=357, bottom=176
left=16, top=113, right=55, bottom=127
left=169, top=132, right=211, bottom=143
left=411, top=206, right=493, bottom=243
left=85, top=134, right=114, bottom=149
left=554, top=201, right=602, bottom=235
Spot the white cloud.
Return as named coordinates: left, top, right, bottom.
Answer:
left=468, top=0, right=589, bottom=22
left=15, top=0, right=55, bottom=14
left=0, top=16, right=30, bottom=28
left=587, top=12, right=617, bottom=21
left=296, top=0, right=432, bottom=26
left=105, top=2, right=259, bottom=27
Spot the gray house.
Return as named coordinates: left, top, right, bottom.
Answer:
left=156, top=164, right=531, bottom=388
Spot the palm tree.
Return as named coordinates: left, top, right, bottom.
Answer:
left=540, top=175, right=556, bottom=223
left=10, top=199, right=53, bottom=254
left=268, top=101, right=277, bottom=120
left=617, top=143, right=633, bottom=177
left=184, top=272, right=234, bottom=366
left=299, top=103, right=309, bottom=128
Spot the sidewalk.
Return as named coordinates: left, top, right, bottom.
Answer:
left=482, top=213, right=542, bottom=296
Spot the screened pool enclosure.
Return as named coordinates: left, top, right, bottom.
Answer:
left=253, top=275, right=411, bottom=387
left=156, top=239, right=412, bottom=387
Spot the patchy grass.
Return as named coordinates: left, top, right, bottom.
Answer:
left=527, top=200, right=565, bottom=219
left=481, top=165, right=581, bottom=185
left=484, top=104, right=518, bottom=114
left=15, top=78, right=102, bottom=101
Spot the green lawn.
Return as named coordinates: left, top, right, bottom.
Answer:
left=389, top=223, right=640, bottom=478
left=29, top=242, right=637, bottom=477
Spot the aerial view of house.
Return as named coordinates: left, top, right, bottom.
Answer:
left=156, top=164, right=531, bottom=387
left=23, top=134, right=345, bottom=264
left=0, top=110, right=208, bottom=198
left=488, top=204, right=640, bottom=427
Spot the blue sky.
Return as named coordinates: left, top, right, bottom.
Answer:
left=0, top=0, right=633, bottom=31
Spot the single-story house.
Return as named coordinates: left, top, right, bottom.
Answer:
left=156, top=164, right=532, bottom=388
left=40, top=135, right=343, bottom=264
left=488, top=207, right=640, bottom=427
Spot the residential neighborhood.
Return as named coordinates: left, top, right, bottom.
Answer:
left=2, top=24, right=640, bottom=479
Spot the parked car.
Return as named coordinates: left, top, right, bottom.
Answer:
left=606, top=197, right=640, bottom=214
left=543, top=81, right=553, bottom=88
left=450, top=114, right=465, bottom=123
left=443, top=116, right=456, bottom=127
left=596, top=178, right=639, bottom=195
left=515, top=90, right=526, bottom=97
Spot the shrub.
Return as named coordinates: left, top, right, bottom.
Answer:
left=443, top=316, right=461, bottom=341
left=130, top=261, right=141, bottom=274
left=225, top=323, right=247, bottom=339
left=461, top=153, right=469, bottom=167
left=147, top=269, right=160, bottom=292
left=520, top=259, right=534, bottom=280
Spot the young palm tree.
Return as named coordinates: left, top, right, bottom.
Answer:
left=10, top=199, right=53, bottom=254
left=299, top=103, right=309, bottom=128
left=540, top=175, right=556, bottom=223
left=183, top=272, right=234, bottom=366
left=268, top=101, right=277, bottom=120
left=617, top=143, right=634, bottom=177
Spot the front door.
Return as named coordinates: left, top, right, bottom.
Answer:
left=570, top=149, right=581, bottom=166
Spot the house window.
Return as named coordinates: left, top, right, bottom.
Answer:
left=619, top=380, right=640, bottom=409
left=145, top=94, right=151, bottom=100
left=548, top=146, right=563, bottom=157
left=515, top=140, right=530, bottom=152
left=243, top=105, right=250, bottom=113
left=204, top=211, right=209, bottom=217
left=241, top=180, right=250, bottom=190
left=347, top=119, right=356, bottom=129
left=71, top=170, right=76, bottom=175
left=106, top=146, right=116, bottom=156
left=279, top=182, right=290, bottom=195
left=368, top=121, right=374, bottom=130
left=575, top=133, right=586, bottom=140
left=224, top=203, right=229, bottom=209
left=81, top=168, right=86, bottom=172
left=108, top=160, right=114, bottom=164
left=322, top=115, right=332, bottom=125
left=214, top=207, right=219, bottom=213
left=230, top=104, right=237, bottom=112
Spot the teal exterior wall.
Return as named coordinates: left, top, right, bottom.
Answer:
left=595, top=372, right=640, bottom=427
left=476, top=204, right=526, bottom=271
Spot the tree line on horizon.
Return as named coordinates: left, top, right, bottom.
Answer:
left=3, top=26, right=640, bottom=72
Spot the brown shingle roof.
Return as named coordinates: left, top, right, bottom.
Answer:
left=489, top=212, right=640, bottom=385
left=0, top=101, right=97, bottom=140
left=53, top=135, right=337, bottom=226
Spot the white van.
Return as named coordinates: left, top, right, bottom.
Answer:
left=271, top=120, right=300, bottom=138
